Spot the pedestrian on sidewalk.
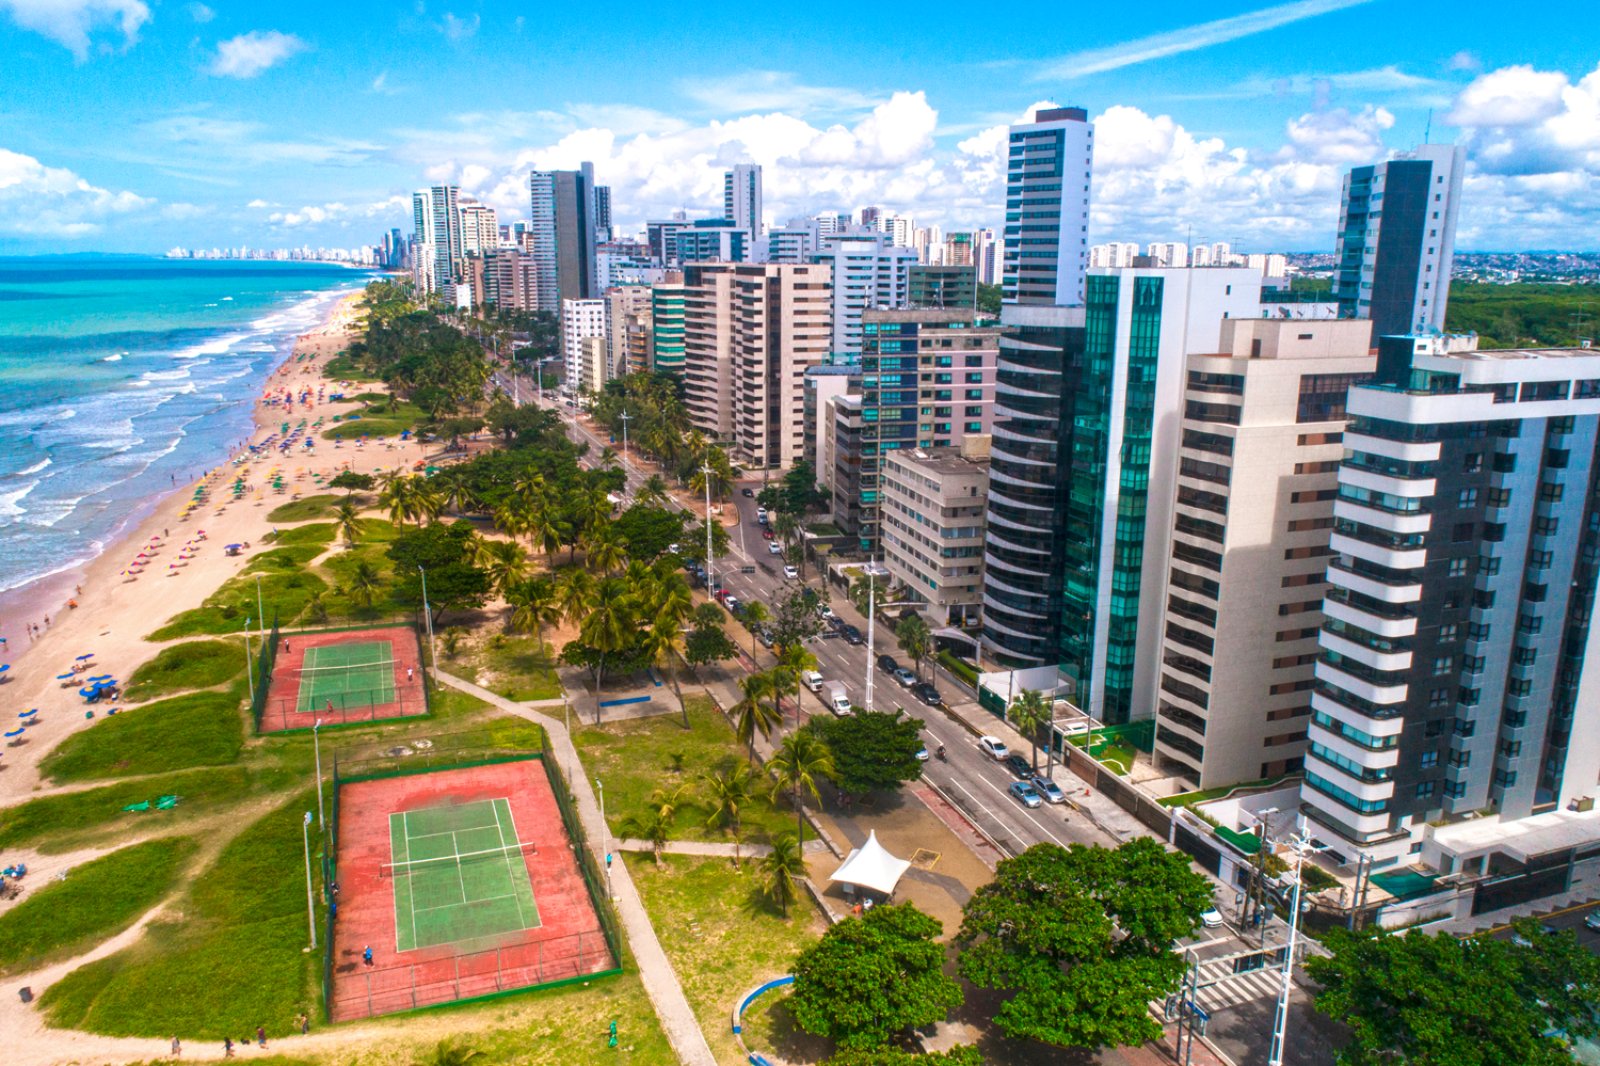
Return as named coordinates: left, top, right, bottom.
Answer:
left=223, top=1037, right=234, bottom=1058
left=257, top=1025, right=267, bottom=1048
left=170, top=1035, right=181, bottom=1057
left=297, top=1012, right=309, bottom=1035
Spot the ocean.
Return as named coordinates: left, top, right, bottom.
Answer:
left=0, top=255, right=374, bottom=598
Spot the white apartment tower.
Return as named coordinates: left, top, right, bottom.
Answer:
left=1002, top=106, right=1093, bottom=306
left=724, top=164, right=763, bottom=235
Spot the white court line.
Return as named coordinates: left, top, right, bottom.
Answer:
left=401, top=810, right=418, bottom=952
left=491, top=798, right=529, bottom=929
left=411, top=890, right=523, bottom=915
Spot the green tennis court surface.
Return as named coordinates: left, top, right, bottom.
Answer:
left=297, top=640, right=396, bottom=712
left=387, top=798, right=541, bottom=952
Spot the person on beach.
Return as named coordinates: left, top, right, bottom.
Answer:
left=170, top=1035, right=181, bottom=1057
left=257, top=1025, right=267, bottom=1048
left=298, top=1012, right=309, bottom=1035
left=223, top=1037, right=234, bottom=1058
left=363, top=945, right=373, bottom=967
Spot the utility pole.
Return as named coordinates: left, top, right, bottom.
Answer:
left=301, top=811, right=317, bottom=950
left=702, top=461, right=716, bottom=598
left=1268, top=818, right=1316, bottom=1066
left=312, top=718, right=326, bottom=833
left=864, top=553, right=877, bottom=713
left=417, top=565, right=438, bottom=668
left=619, top=408, right=631, bottom=462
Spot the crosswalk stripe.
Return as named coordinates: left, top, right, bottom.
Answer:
left=1196, top=970, right=1284, bottom=1011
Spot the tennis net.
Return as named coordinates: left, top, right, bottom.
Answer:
left=290, top=659, right=397, bottom=677
left=379, top=841, right=538, bottom=880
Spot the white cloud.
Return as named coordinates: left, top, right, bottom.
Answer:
left=206, top=30, right=308, bottom=79
left=140, top=114, right=380, bottom=168
left=0, top=0, right=149, bottom=59
left=1034, top=0, right=1377, bottom=80
left=1448, top=64, right=1573, bottom=128
left=0, top=147, right=150, bottom=237
left=1447, top=51, right=1480, bottom=73
left=267, top=195, right=408, bottom=228
left=369, top=71, right=402, bottom=95
left=186, top=1, right=211, bottom=22
left=678, top=70, right=876, bottom=115
left=438, top=11, right=477, bottom=40
left=1447, top=62, right=1600, bottom=178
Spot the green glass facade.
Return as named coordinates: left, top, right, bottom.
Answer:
left=650, top=285, right=686, bottom=373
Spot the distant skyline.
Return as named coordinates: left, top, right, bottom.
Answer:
left=1, top=0, right=1597, bottom=253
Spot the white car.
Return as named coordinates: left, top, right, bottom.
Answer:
left=768, top=542, right=783, bottom=555
left=783, top=565, right=799, bottom=580
left=977, top=735, right=1009, bottom=760
left=1200, top=907, right=1225, bottom=928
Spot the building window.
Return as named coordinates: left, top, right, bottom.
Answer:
left=1457, top=488, right=1479, bottom=508
left=1447, top=558, right=1468, bottom=578
left=1439, top=623, right=1459, bottom=642
left=1432, top=656, right=1453, bottom=676
left=1420, top=751, right=1439, bottom=768
left=1428, top=687, right=1450, bottom=709
left=1297, top=373, right=1372, bottom=423
left=1416, top=781, right=1436, bottom=798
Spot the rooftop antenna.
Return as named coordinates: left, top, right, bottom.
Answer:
left=1424, top=109, right=1433, bottom=145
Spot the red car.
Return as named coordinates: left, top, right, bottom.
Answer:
left=762, top=529, right=775, bottom=540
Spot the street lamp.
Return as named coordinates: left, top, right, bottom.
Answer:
left=597, top=778, right=613, bottom=901
left=701, top=461, right=716, bottom=597
left=864, top=555, right=877, bottom=714
left=242, top=617, right=255, bottom=706
left=254, top=574, right=266, bottom=637
left=301, top=811, right=317, bottom=950
left=417, top=565, right=438, bottom=668
left=619, top=409, right=631, bottom=462
left=1267, top=818, right=1317, bottom=1066
left=313, top=719, right=326, bottom=833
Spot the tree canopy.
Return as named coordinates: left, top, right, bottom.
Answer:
left=1305, top=920, right=1600, bottom=1066
left=386, top=521, right=491, bottom=623
left=955, top=839, right=1212, bottom=1051
left=790, top=902, right=963, bottom=1051
left=809, top=710, right=925, bottom=794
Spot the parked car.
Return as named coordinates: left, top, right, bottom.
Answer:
left=724, top=596, right=742, bottom=614
left=1002, top=754, right=1032, bottom=779
left=801, top=670, right=825, bottom=693
left=876, top=653, right=899, bottom=672
left=841, top=625, right=865, bottom=645
left=756, top=506, right=768, bottom=521
left=912, top=681, right=942, bottom=706
left=755, top=626, right=776, bottom=648
left=768, top=542, right=783, bottom=555
left=1032, top=775, right=1066, bottom=804
left=893, top=666, right=916, bottom=688
left=762, top=528, right=775, bottom=540
left=1008, top=781, right=1043, bottom=809
left=1200, top=907, right=1225, bottom=928
left=817, top=605, right=836, bottom=622
left=1585, top=911, right=1600, bottom=933
left=977, top=735, right=1009, bottom=760
left=741, top=488, right=755, bottom=497
left=783, top=565, right=799, bottom=580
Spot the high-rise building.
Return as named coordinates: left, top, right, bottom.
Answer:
left=681, top=262, right=833, bottom=469
left=908, top=265, right=977, bottom=311
left=561, top=298, right=608, bottom=397
left=410, top=186, right=465, bottom=298
left=478, top=248, right=540, bottom=312
left=805, top=364, right=859, bottom=490
left=1151, top=318, right=1376, bottom=789
left=812, top=232, right=916, bottom=356
left=607, top=284, right=654, bottom=377
left=1335, top=145, right=1464, bottom=339
left=529, top=165, right=600, bottom=312
left=458, top=200, right=499, bottom=255
left=674, top=219, right=753, bottom=265
left=594, top=185, right=613, bottom=243
left=882, top=446, right=991, bottom=629
left=647, top=218, right=692, bottom=266
left=723, top=164, right=762, bottom=235
left=981, top=267, right=1265, bottom=722
left=1301, top=335, right=1600, bottom=867
left=974, top=228, right=1000, bottom=286
left=1146, top=242, right=1189, bottom=268
left=762, top=226, right=815, bottom=264
left=650, top=283, right=687, bottom=374
left=845, top=308, right=1000, bottom=551
left=1002, top=107, right=1093, bottom=306
left=410, top=191, right=435, bottom=292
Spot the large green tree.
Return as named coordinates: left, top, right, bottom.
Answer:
left=790, top=902, right=962, bottom=1050
left=1305, top=920, right=1600, bottom=1066
left=387, top=520, right=492, bottom=624
left=955, top=839, right=1212, bottom=1051
left=811, top=711, right=925, bottom=795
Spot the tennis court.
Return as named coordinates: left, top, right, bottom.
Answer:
left=387, top=798, right=541, bottom=952
left=299, top=640, right=396, bottom=712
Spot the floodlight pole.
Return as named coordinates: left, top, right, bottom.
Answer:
left=1267, top=819, right=1313, bottom=1066
left=254, top=574, right=266, bottom=639
left=313, top=719, right=325, bottom=833
left=597, top=778, right=613, bottom=900
left=619, top=409, right=631, bottom=462
left=302, top=811, right=317, bottom=950
left=864, top=553, right=877, bottom=714
left=417, top=565, right=438, bottom=668
left=702, top=461, right=716, bottom=597
left=243, top=617, right=255, bottom=706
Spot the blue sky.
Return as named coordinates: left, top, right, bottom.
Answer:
left=1, top=0, right=1597, bottom=252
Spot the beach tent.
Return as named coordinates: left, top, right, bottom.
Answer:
left=827, top=831, right=911, bottom=899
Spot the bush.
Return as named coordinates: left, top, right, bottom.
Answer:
left=0, top=837, right=197, bottom=975
left=124, top=640, right=246, bottom=702
left=40, top=691, right=245, bottom=783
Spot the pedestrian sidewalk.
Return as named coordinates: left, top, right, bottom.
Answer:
left=430, top=669, right=718, bottom=1066
left=615, top=838, right=832, bottom=858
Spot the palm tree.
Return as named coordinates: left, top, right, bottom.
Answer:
left=585, top=526, right=627, bottom=576
left=579, top=577, right=636, bottom=722
left=619, top=807, right=675, bottom=867
left=772, top=641, right=818, bottom=730
left=479, top=538, right=530, bottom=601
left=334, top=498, right=364, bottom=547
left=349, top=560, right=383, bottom=609
left=769, top=728, right=835, bottom=843
left=636, top=474, right=670, bottom=507
left=432, top=468, right=478, bottom=515
left=556, top=568, right=597, bottom=628
left=494, top=496, right=533, bottom=548
left=732, top=671, right=781, bottom=763
left=642, top=618, right=690, bottom=730
left=507, top=576, right=561, bottom=655
left=379, top=473, right=419, bottom=526
left=413, top=478, right=447, bottom=524
left=701, top=762, right=758, bottom=866
left=527, top=504, right=563, bottom=564
left=1009, top=688, right=1053, bottom=774
left=741, top=599, right=770, bottom=655
left=896, top=613, right=933, bottom=681
left=757, top=831, right=806, bottom=918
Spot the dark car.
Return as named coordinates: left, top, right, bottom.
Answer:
left=876, top=653, right=899, bottom=672
left=741, top=488, right=755, bottom=497
left=1002, top=754, right=1032, bottom=779
left=841, top=625, right=865, bottom=645
left=912, top=682, right=942, bottom=706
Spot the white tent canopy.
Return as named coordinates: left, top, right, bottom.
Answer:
left=827, top=830, right=911, bottom=898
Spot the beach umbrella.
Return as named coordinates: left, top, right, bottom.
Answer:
left=57, top=673, right=74, bottom=681
left=0, top=664, right=8, bottom=675
left=19, top=709, right=36, bottom=718
left=76, top=653, right=92, bottom=661
left=4, top=728, right=23, bottom=741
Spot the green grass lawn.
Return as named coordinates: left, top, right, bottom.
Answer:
left=0, top=837, right=197, bottom=975
left=573, top=697, right=805, bottom=847
left=321, top=356, right=380, bottom=382
left=41, top=792, right=324, bottom=1039
left=321, top=399, right=425, bottom=441
left=124, top=640, right=247, bottom=702
left=0, top=766, right=285, bottom=852
left=40, top=690, right=245, bottom=783
left=147, top=560, right=328, bottom=640
left=267, top=496, right=341, bottom=523
left=270, top=522, right=339, bottom=547
left=447, top=633, right=562, bottom=702
left=630, top=854, right=824, bottom=1065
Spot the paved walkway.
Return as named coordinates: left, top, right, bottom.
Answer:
left=616, top=838, right=830, bottom=858
left=431, top=669, right=718, bottom=1066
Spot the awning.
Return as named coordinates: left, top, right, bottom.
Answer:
left=827, top=830, right=911, bottom=898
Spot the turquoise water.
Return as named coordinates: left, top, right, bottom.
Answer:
left=0, top=255, right=373, bottom=596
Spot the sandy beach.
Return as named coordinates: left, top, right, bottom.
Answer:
left=0, top=291, right=402, bottom=804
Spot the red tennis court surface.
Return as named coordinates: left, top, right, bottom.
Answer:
left=260, top=626, right=425, bottom=734
left=330, top=758, right=613, bottom=1020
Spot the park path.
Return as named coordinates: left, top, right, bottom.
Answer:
left=430, top=669, right=720, bottom=1066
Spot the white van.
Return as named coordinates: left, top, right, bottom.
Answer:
left=801, top=670, right=824, bottom=693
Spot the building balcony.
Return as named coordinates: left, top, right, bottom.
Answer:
left=1314, top=660, right=1407, bottom=706
left=1321, top=594, right=1415, bottom=638
left=1310, top=690, right=1405, bottom=737
left=1325, top=559, right=1421, bottom=604
left=1342, top=432, right=1442, bottom=463
left=1329, top=532, right=1426, bottom=572
left=1320, top=630, right=1412, bottom=673
left=1340, top=466, right=1435, bottom=499
left=1308, top=720, right=1401, bottom=769
left=1332, top=499, right=1432, bottom=536
left=1301, top=790, right=1395, bottom=838
left=1304, top=754, right=1396, bottom=803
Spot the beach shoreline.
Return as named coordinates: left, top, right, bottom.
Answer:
left=0, top=289, right=386, bottom=802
